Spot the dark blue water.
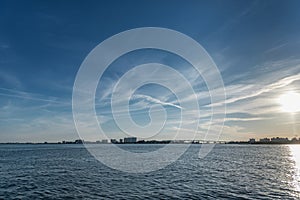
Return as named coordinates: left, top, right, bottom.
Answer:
left=0, top=144, right=300, bottom=199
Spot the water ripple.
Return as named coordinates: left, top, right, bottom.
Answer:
left=0, top=144, right=299, bottom=199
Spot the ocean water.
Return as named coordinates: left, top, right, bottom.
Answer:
left=0, top=144, right=300, bottom=199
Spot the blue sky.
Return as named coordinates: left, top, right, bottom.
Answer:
left=1, top=0, right=300, bottom=142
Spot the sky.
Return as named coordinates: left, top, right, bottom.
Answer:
left=1, top=0, right=300, bottom=142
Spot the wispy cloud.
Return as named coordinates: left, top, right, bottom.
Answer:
left=0, top=44, right=10, bottom=49
left=132, top=94, right=182, bottom=109
left=0, top=71, right=21, bottom=88
left=264, top=42, right=289, bottom=54
left=208, top=73, right=300, bottom=107
left=0, top=87, right=70, bottom=105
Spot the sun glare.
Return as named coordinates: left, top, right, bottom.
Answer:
left=278, top=92, right=300, bottom=113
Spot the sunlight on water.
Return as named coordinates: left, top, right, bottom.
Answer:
left=289, top=145, right=300, bottom=193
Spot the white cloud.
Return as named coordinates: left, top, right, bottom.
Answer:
left=132, top=94, right=182, bottom=109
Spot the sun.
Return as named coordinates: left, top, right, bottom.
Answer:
left=278, top=91, right=300, bottom=113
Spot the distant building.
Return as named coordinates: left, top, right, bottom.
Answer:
left=249, top=138, right=255, bottom=144
left=102, top=139, right=108, bottom=144
left=271, top=137, right=289, bottom=143
left=259, top=138, right=270, bottom=143
left=124, top=137, right=137, bottom=143
left=111, top=139, right=117, bottom=144
left=62, top=140, right=74, bottom=144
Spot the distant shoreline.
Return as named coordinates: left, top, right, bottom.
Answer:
left=1, top=141, right=300, bottom=145
left=2, top=136, right=300, bottom=145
